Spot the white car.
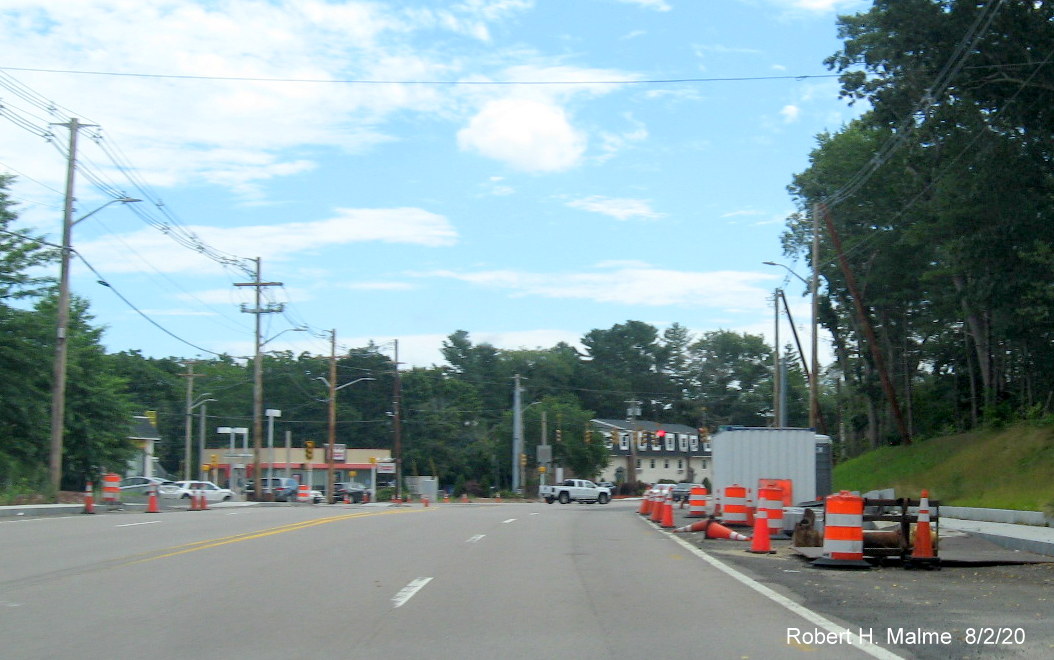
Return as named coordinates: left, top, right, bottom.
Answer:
left=170, top=480, right=235, bottom=502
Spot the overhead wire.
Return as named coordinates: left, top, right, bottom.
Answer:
left=824, top=0, right=1007, bottom=209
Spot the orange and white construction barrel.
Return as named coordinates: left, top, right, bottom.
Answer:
left=102, top=473, right=121, bottom=507
left=814, top=490, right=870, bottom=568
left=687, top=486, right=709, bottom=518
left=721, top=484, right=749, bottom=527
left=757, top=486, right=784, bottom=537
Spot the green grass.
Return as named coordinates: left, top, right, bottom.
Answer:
left=833, top=423, right=1054, bottom=515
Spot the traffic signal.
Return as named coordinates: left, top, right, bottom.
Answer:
left=305, top=441, right=315, bottom=460
left=584, top=429, right=592, bottom=444
left=555, top=429, right=562, bottom=443
left=656, top=429, right=666, bottom=438
left=520, top=453, right=527, bottom=466
left=210, top=454, right=218, bottom=469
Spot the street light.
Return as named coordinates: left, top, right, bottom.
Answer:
left=316, top=373, right=375, bottom=504
left=265, top=408, right=281, bottom=486
left=191, top=395, right=217, bottom=480
left=764, top=260, right=818, bottom=429
left=48, top=196, right=141, bottom=496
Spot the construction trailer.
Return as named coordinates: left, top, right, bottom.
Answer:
left=710, top=427, right=832, bottom=505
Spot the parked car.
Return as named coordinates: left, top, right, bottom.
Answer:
left=671, top=482, right=700, bottom=502
left=171, top=480, right=234, bottom=502
left=310, top=489, right=324, bottom=504
left=597, top=481, right=617, bottom=494
left=243, top=477, right=299, bottom=501
left=332, top=482, right=366, bottom=503
left=119, top=476, right=182, bottom=498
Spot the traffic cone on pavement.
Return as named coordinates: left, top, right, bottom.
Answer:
left=650, top=493, right=665, bottom=523
left=661, top=494, right=675, bottom=528
left=910, top=489, right=936, bottom=562
left=189, top=489, right=200, bottom=511
left=747, top=510, right=775, bottom=554
left=198, top=488, right=209, bottom=510
left=145, top=483, right=161, bottom=513
left=82, top=481, right=95, bottom=514
left=671, top=516, right=750, bottom=541
left=706, top=520, right=751, bottom=541
left=638, top=492, right=651, bottom=516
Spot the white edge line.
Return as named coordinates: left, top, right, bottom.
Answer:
left=502, top=518, right=516, bottom=524
left=392, top=577, right=433, bottom=608
left=467, top=534, right=486, bottom=543
left=659, top=524, right=904, bottom=660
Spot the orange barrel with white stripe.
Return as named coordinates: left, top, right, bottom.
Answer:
left=721, top=484, right=749, bottom=526
left=819, top=491, right=867, bottom=565
left=649, top=490, right=665, bottom=523
left=757, top=486, right=784, bottom=537
left=297, top=484, right=310, bottom=503
left=687, top=486, right=709, bottom=518
left=102, top=473, right=121, bottom=504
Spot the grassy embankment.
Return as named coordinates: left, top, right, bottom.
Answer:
left=833, top=422, right=1054, bottom=514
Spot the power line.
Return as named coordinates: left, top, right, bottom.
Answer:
left=0, top=65, right=841, bottom=86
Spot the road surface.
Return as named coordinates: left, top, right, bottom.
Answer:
left=1, top=499, right=894, bottom=659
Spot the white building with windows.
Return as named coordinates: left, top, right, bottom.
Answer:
left=591, top=419, right=711, bottom=488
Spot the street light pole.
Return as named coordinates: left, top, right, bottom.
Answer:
left=47, top=136, right=140, bottom=497
left=764, top=260, right=817, bottom=429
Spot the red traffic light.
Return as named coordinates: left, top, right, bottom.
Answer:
left=656, top=429, right=666, bottom=437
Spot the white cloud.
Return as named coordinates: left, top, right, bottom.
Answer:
left=78, top=207, right=457, bottom=274
left=343, top=281, right=416, bottom=291
left=567, top=196, right=664, bottom=221
left=457, top=98, right=586, bottom=172
left=780, top=104, right=801, bottom=123
left=424, top=265, right=773, bottom=310
left=616, top=0, right=672, bottom=11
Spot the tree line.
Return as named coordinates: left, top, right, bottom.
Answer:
left=784, top=0, right=1054, bottom=451
left=6, top=0, right=1054, bottom=495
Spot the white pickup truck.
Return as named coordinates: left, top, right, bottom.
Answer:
left=539, top=479, right=611, bottom=505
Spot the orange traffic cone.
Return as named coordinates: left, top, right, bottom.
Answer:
left=189, top=488, right=200, bottom=511
left=706, top=519, right=751, bottom=541
left=747, top=510, right=775, bottom=554
left=671, top=517, right=750, bottom=541
left=423, top=497, right=430, bottom=507
left=672, top=519, right=713, bottom=534
left=145, top=483, right=161, bottom=513
left=661, top=494, right=675, bottom=528
left=199, top=488, right=209, bottom=510
left=908, top=489, right=939, bottom=568
left=638, top=492, right=651, bottom=516
left=460, top=493, right=469, bottom=503
left=82, top=481, right=95, bottom=515
left=650, top=492, right=665, bottom=523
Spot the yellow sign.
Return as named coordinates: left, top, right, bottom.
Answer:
left=350, top=470, right=357, bottom=477
left=538, top=466, right=547, bottom=473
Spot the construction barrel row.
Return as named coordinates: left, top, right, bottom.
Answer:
left=638, top=482, right=939, bottom=569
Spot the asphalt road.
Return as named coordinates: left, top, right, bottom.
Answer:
left=1, top=499, right=894, bottom=659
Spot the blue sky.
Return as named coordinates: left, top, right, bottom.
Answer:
left=0, top=0, right=867, bottom=368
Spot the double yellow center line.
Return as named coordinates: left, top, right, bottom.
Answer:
left=124, top=507, right=428, bottom=566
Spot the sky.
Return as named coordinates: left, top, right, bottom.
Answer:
left=0, top=0, right=869, bottom=369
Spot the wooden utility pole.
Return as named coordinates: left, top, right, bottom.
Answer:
left=393, top=339, right=403, bottom=501
left=818, top=203, right=911, bottom=445
left=326, top=329, right=337, bottom=504
left=180, top=361, right=205, bottom=480
left=234, top=258, right=283, bottom=499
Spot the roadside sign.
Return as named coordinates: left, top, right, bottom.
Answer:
left=376, top=462, right=396, bottom=474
